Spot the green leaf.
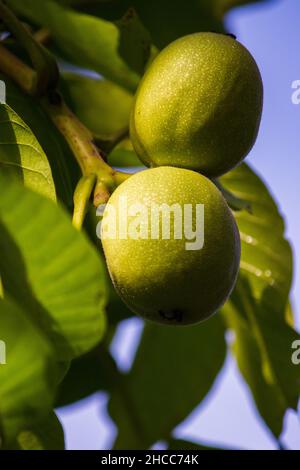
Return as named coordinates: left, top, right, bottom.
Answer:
left=56, top=345, right=120, bottom=407
left=222, top=285, right=287, bottom=438
left=220, top=163, right=300, bottom=436
left=114, top=7, right=151, bottom=76
left=55, top=354, right=104, bottom=408
left=220, top=163, right=293, bottom=307
left=71, top=0, right=270, bottom=48
left=54, top=283, right=124, bottom=409
left=0, top=296, right=56, bottom=445
left=0, top=176, right=107, bottom=361
left=0, top=103, right=56, bottom=201
left=61, top=73, right=133, bottom=139
left=216, top=0, right=270, bottom=16
left=1, top=74, right=78, bottom=209
left=130, top=0, right=224, bottom=48
left=109, top=315, right=226, bottom=449
left=7, top=412, right=65, bottom=450
left=7, top=0, right=151, bottom=91
left=168, top=438, right=234, bottom=450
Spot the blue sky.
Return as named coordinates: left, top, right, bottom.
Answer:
left=57, top=0, right=300, bottom=450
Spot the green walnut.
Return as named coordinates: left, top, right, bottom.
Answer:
left=130, top=32, right=263, bottom=177
left=101, top=167, right=241, bottom=325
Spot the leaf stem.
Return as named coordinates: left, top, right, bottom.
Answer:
left=41, top=92, right=131, bottom=206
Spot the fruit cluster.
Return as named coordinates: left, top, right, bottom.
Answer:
left=102, top=32, right=263, bottom=326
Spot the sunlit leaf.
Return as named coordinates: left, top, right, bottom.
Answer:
left=61, top=73, right=133, bottom=139
left=222, top=285, right=287, bottom=437
left=0, top=103, right=56, bottom=201
left=0, top=296, right=56, bottom=445
left=1, top=74, right=78, bottom=209
left=7, top=0, right=151, bottom=91
left=221, top=164, right=300, bottom=436
left=0, top=176, right=107, bottom=361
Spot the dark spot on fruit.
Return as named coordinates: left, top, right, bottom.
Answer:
left=159, top=309, right=184, bottom=323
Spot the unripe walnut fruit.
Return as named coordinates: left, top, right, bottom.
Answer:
left=130, top=32, right=263, bottom=177
left=101, top=167, right=241, bottom=325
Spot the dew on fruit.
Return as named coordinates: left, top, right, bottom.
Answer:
left=102, top=167, right=241, bottom=326
left=130, top=32, right=263, bottom=177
